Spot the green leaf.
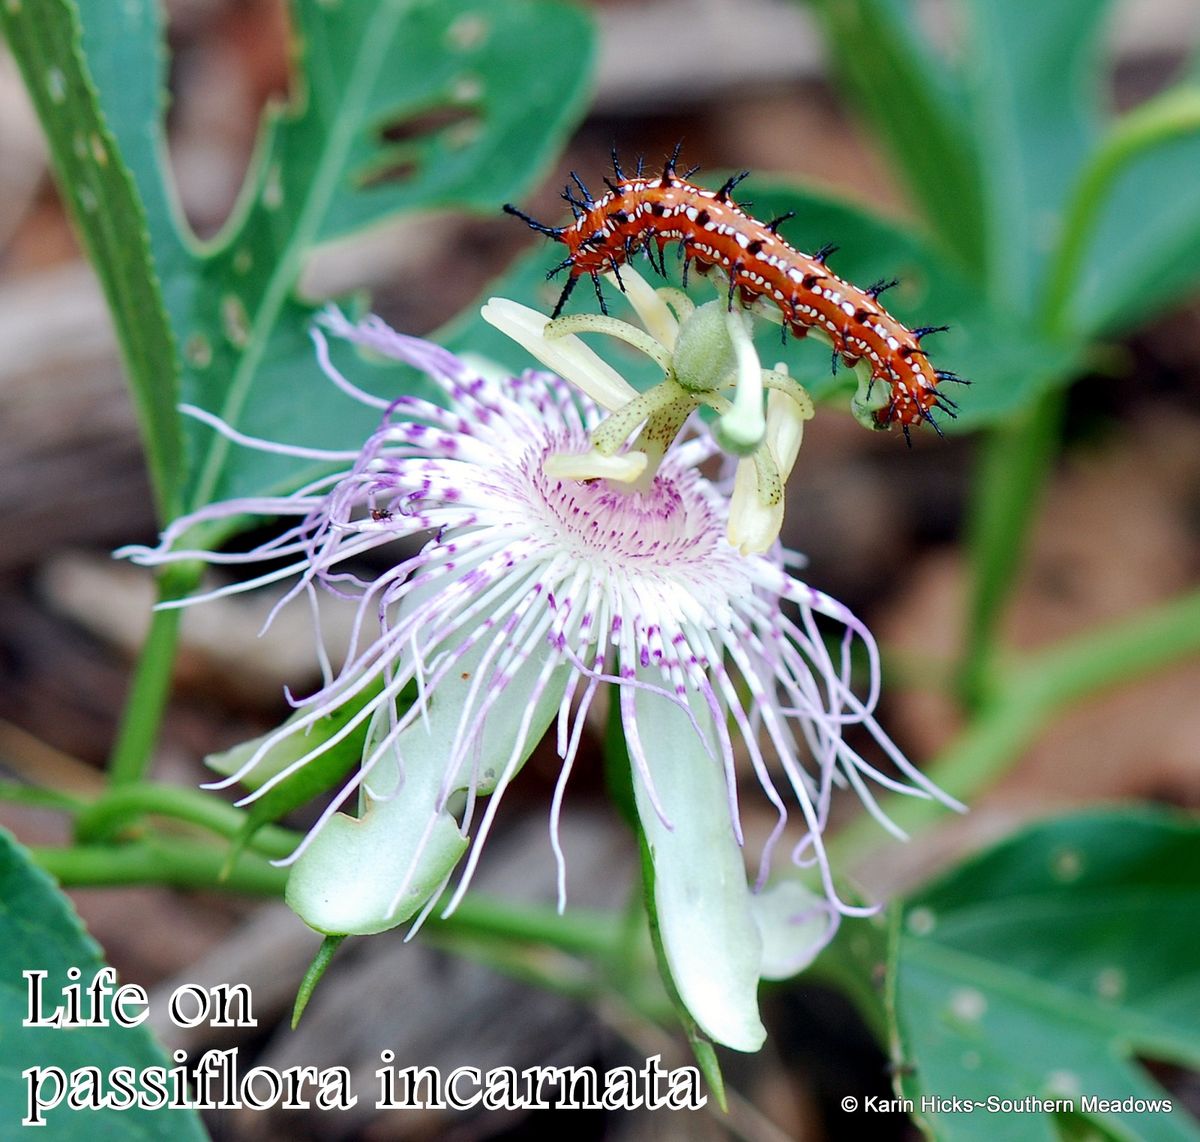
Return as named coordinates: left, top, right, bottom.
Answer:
left=1064, top=87, right=1200, bottom=338
left=192, top=0, right=590, bottom=509
left=892, top=809, right=1200, bottom=1142
left=0, top=830, right=207, bottom=1138
left=0, top=0, right=182, bottom=520
left=808, top=899, right=891, bottom=1040
left=466, top=179, right=1085, bottom=431
left=16, top=0, right=594, bottom=517
left=959, top=0, right=1110, bottom=316
left=802, top=0, right=986, bottom=272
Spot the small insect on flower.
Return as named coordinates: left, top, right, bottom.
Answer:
left=119, top=307, right=962, bottom=1052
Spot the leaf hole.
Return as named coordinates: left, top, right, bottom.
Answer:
left=357, top=104, right=483, bottom=190
left=356, top=155, right=421, bottom=191
left=378, top=103, right=480, bottom=145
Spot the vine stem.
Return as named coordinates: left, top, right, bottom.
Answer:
left=833, top=587, right=1200, bottom=864
left=32, top=838, right=287, bottom=895
left=106, top=562, right=203, bottom=786
left=433, top=894, right=625, bottom=961
left=959, top=391, right=1064, bottom=708
left=73, top=782, right=301, bottom=858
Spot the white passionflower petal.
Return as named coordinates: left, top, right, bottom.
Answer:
left=121, top=308, right=961, bottom=1052
left=481, top=298, right=636, bottom=411
left=751, top=879, right=839, bottom=980
left=287, top=636, right=567, bottom=934
left=630, top=678, right=765, bottom=1051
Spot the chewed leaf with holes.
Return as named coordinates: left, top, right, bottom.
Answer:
left=892, top=809, right=1200, bottom=1142
left=2, top=0, right=592, bottom=523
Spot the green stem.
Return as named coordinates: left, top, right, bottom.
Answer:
left=1044, top=86, right=1200, bottom=331
left=107, top=562, right=203, bottom=786
left=835, top=587, right=1200, bottom=863
left=32, top=838, right=288, bottom=895
left=420, top=893, right=661, bottom=1014
left=74, top=782, right=301, bottom=858
left=960, top=392, right=1065, bottom=708
left=434, top=894, right=623, bottom=960
left=0, top=782, right=88, bottom=814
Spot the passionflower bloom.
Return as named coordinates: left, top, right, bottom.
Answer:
left=120, top=306, right=960, bottom=1052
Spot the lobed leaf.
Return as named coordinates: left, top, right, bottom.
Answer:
left=892, top=809, right=1200, bottom=1142
left=8, top=0, right=595, bottom=519
left=0, top=830, right=208, bottom=1137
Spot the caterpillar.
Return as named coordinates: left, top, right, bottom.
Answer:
left=504, top=146, right=967, bottom=438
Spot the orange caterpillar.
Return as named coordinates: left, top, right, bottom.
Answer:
left=505, top=146, right=967, bottom=437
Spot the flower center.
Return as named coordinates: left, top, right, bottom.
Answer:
left=523, top=441, right=722, bottom=567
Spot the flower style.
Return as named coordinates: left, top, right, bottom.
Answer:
left=120, top=305, right=960, bottom=1052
